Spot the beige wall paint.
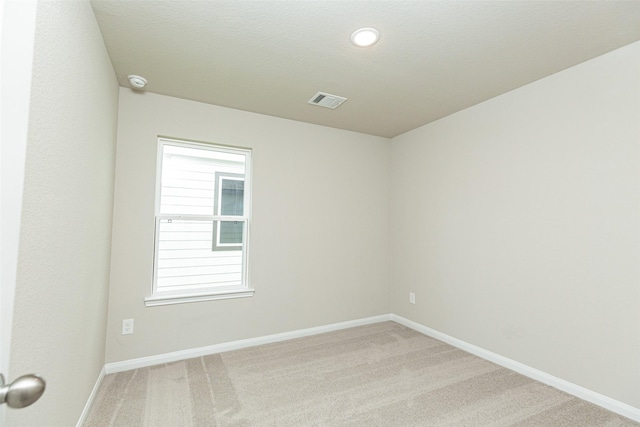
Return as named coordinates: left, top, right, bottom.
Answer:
left=105, top=90, right=391, bottom=362
left=7, top=1, right=119, bottom=426
left=391, top=41, right=640, bottom=408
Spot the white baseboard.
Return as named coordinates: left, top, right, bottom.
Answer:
left=76, top=365, right=105, bottom=427
left=105, top=314, right=392, bottom=374
left=391, top=314, right=640, bottom=423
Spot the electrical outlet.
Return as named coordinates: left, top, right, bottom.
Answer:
left=122, top=318, right=134, bottom=335
left=409, top=292, right=416, bottom=305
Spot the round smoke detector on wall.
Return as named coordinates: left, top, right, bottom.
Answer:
left=127, top=74, right=147, bottom=89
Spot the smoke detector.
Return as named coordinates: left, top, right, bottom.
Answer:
left=127, top=74, right=147, bottom=89
left=308, top=92, right=347, bottom=109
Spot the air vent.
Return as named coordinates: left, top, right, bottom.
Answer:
left=308, top=92, right=347, bottom=109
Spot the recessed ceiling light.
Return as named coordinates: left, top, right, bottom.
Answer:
left=127, top=74, right=147, bottom=89
left=350, top=28, right=380, bottom=47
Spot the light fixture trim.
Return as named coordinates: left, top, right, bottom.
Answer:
left=127, top=74, right=147, bottom=89
left=350, top=28, right=380, bottom=47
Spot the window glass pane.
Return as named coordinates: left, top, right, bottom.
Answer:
left=220, top=179, right=244, bottom=216
left=160, top=144, right=245, bottom=215
left=219, top=220, right=243, bottom=245
left=156, top=218, right=243, bottom=292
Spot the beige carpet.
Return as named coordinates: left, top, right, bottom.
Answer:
left=84, top=322, right=638, bottom=426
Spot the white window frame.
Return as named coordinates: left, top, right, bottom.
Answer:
left=145, top=137, right=253, bottom=307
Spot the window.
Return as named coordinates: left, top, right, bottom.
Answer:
left=213, top=173, right=244, bottom=251
left=145, top=138, right=253, bottom=306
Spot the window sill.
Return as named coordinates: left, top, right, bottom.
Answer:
left=145, top=288, right=255, bottom=307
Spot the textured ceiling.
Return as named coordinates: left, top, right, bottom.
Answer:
left=90, top=1, right=640, bottom=138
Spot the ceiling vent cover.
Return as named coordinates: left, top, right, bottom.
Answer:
left=308, top=92, right=347, bottom=109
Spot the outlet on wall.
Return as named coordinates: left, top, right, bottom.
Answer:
left=409, top=292, right=416, bottom=305
left=122, top=318, right=134, bottom=335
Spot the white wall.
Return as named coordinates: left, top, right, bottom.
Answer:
left=391, top=41, right=640, bottom=408
left=105, top=90, right=391, bottom=363
left=1, top=0, right=37, bottom=397
left=6, top=1, right=119, bottom=426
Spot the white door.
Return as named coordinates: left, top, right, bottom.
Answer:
left=1, top=1, right=43, bottom=424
